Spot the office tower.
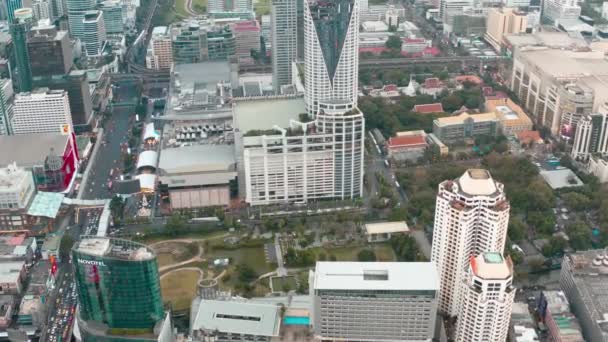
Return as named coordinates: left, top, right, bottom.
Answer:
left=243, top=100, right=364, bottom=204
left=232, top=20, right=260, bottom=60
left=304, top=0, right=359, bottom=115
left=11, top=88, right=72, bottom=134
left=33, top=70, right=92, bottom=127
left=455, top=252, right=515, bottom=342
left=66, top=0, right=95, bottom=39
left=430, top=169, right=510, bottom=316
left=484, top=8, right=527, bottom=52
left=207, top=0, right=252, bottom=13
left=100, top=0, right=123, bottom=34
left=3, top=0, right=22, bottom=22
left=0, top=79, right=13, bottom=135
left=439, top=0, right=473, bottom=32
left=10, top=8, right=33, bottom=93
left=310, top=261, right=438, bottom=341
left=271, top=0, right=297, bottom=93
left=543, top=0, right=580, bottom=23
left=171, top=20, right=236, bottom=63
left=31, top=0, right=50, bottom=20
left=146, top=26, right=172, bottom=70
left=82, top=10, right=106, bottom=56
left=560, top=249, right=608, bottom=341
left=571, top=110, right=608, bottom=160
left=72, top=237, right=165, bottom=340
left=296, top=0, right=303, bottom=59
left=27, top=26, right=72, bottom=77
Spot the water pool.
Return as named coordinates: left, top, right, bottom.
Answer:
left=283, top=316, right=310, bottom=325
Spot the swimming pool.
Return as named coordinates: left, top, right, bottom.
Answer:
left=283, top=316, right=310, bottom=325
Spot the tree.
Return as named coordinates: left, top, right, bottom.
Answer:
left=236, top=263, right=258, bottom=283
left=562, top=192, right=592, bottom=212
left=329, top=254, right=337, bottom=261
left=59, top=234, right=75, bottom=260
left=567, top=221, right=592, bottom=251
left=385, top=36, right=402, bottom=51
left=390, top=235, right=420, bottom=261
left=357, top=249, right=377, bottom=261
left=542, top=236, right=567, bottom=257
left=441, top=95, right=464, bottom=112
left=109, top=195, right=124, bottom=219
left=508, top=217, right=526, bottom=242
left=527, top=210, right=556, bottom=236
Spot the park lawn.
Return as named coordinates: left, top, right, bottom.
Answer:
left=155, top=242, right=199, bottom=268
left=311, top=243, right=396, bottom=262
left=270, top=276, right=297, bottom=292
left=140, top=230, right=227, bottom=244
left=161, top=269, right=201, bottom=311
left=174, top=0, right=190, bottom=17
left=192, top=0, right=207, bottom=13
left=254, top=0, right=271, bottom=16
left=206, top=246, right=272, bottom=275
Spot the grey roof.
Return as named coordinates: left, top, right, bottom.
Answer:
left=174, top=62, right=231, bottom=93
left=540, top=169, right=584, bottom=189
left=312, top=262, right=439, bottom=291
left=0, top=133, right=68, bottom=168
left=0, top=261, right=24, bottom=283
left=113, top=179, right=141, bottom=195
left=233, top=97, right=305, bottom=132
left=158, top=145, right=236, bottom=174
left=192, top=300, right=280, bottom=337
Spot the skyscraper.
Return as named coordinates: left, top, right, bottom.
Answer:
left=72, top=237, right=165, bottom=339
left=430, top=169, right=510, bottom=316
left=66, top=0, right=95, bottom=39
left=4, top=0, right=22, bottom=22
left=27, top=26, right=73, bottom=77
left=207, top=0, right=252, bottom=13
left=82, top=10, right=106, bottom=56
left=271, top=0, right=297, bottom=93
left=571, top=109, right=608, bottom=160
left=0, top=79, right=13, bottom=135
left=100, top=0, right=123, bottom=34
left=455, top=252, right=515, bottom=342
left=9, top=8, right=34, bottom=93
left=304, top=0, right=359, bottom=115
left=11, top=88, right=72, bottom=134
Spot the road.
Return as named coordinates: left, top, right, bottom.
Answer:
left=83, top=83, right=139, bottom=200
left=366, top=132, right=407, bottom=207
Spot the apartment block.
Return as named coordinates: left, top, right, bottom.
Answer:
left=11, top=88, right=72, bottom=135
left=146, top=26, right=173, bottom=70
left=484, top=8, right=527, bottom=52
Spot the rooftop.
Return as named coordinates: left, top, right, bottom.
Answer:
left=387, top=134, right=426, bottom=148
left=26, top=192, right=65, bottom=218
left=434, top=112, right=498, bottom=126
left=540, top=169, right=584, bottom=189
left=312, top=261, right=439, bottom=291
left=74, top=236, right=155, bottom=261
left=364, top=221, right=410, bottom=235
left=233, top=97, right=305, bottom=132
left=192, top=300, right=280, bottom=337
left=518, top=48, right=608, bottom=79
left=470, top=252, right=512, bottom=279
left=0, top=261, right=24, bottom=284
left=159, top=145, right=236, bottom=174
left=0, top=163, right=30, bottom=190
left=457, top=169, right=499, bottom=196
left=0, top=133, right=69, bottom=168
left=413, top=103, right=444, bottom=113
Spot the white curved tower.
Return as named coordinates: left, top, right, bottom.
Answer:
left=304, top=0, right=359, bottom=115
left=430, top=169, right=510, bottom=317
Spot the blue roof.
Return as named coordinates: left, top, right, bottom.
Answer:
left=27, top=192, right=65, bottom=218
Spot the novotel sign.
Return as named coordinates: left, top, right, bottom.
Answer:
left=78, top=259, right=106, bottom=267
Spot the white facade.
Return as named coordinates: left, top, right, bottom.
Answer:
left=207, top=0, right=252, bottom=12
left=66, top=0, right=96, bottom=38
left=440, top=0, right=473, bottom=32
left=0, top=163, right=35, bottom=211
left=271, top=0, right=297, bottom=93
left=0, top=79, right=13, bottom=136
left=504, top=0, right=531, bottom=9
left=543, top=0, right=581, bottom=23
left=243, top=101, right=364, bottom=205
left=82, top=10, right=106, bottom=56
left=455, top=252, right=515, bottom=342
left=146, top=26, right=173, bottom=70
left=588, top=155, right=608, bottom=183
left=11, top=89, right=72, bottom=135
left=571, top=111, right=608, bottom=160
left=304, top=0, right=359, bottom=115
left=430, top=169, right=510, bottom=316
left=310, top=261, right=439, bottom=342
left=32, top=0, right=51, bottom=20
left=100, top=0, right=123, bottom=34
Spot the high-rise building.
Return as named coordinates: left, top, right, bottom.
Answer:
left=171, top=20, right=236, bottom=63
left=430, top=169, right=510, bottom=316
left=65, top=0, right=95, bottom=39
left=543, top=0, right=581, bottom=23
left=11, top=88, right=72, bottom=134
left=243, top=100, right=364, bottom=205
left=32, top=0, right=51, bottom=20
left=49, top=0, right=63, bottom=19
left=271, top=0, right=297, bottom=93
left=296, top=0, right=303, bottom=59
left=232, top=20, right=260, bottom=60
left=3, top=0, right=22, bottom=22
left=72, top=237, right=166, bottom=340
left=560, top=249, right=608, bottom=341
left=10, top=8, right=34, bottom=93
left=455, top=252, right=515, bottom=342
left=304, top=0, right=359, bottom=115
left=27, top=26, right=72, bottom=77
left=571, top=110, right=608, bottom=160
left=484, top=8, right=527, bottom=52
left=82, top=10, right=106, bottom=56
left=0, top=79, right=14, bottom=135
left=100, top=0, right=123, bottom=34
left=207, top=0, right=252, bottom=13
left=146, top=26, right=173, bottom=70
left=309, top=261, right=439, bottom=341
left=33, top=70, right=93, bottom=127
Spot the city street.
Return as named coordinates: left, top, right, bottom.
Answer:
left=83, top=82, right=139, bottom=200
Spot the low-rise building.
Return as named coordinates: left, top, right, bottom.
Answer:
left=537, top=291, right=584, bottom=342
left=517, top=130, right=543, bottom=147
left=587, top=154, right=608, bottom=183
left=420, top=78, right=445, bottom=97
left=426, top=133, right=449, bottom=156
left=41, top=234, right=61, bottom=262
left=485, top=98, right=533, bottom=136
left=146, top=26, right=172, bottom=70
left=386, top=130, right=427, bottom=161
left=16, top=294, right=45, bottom=326
left=27, top=260, right=56, bottom=295
left=0, top=163, right=36, bottom=232
left=0, top=295, right=14, bottom=330
left=364, top=221, right=409, bottom=242
left=560, top=250, right=608, bottom=341
left=0, top=261, right=26, bottom=294
left=510, top=302, right=538, bottom=342
left=310, top=261, right=439, bottom=341
left=433, top=112, right=499, bottom=144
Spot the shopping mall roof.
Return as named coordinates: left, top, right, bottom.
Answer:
left=312, top=262, right=439, bottom=291
left=136, top=174, right=156, bottom=192
left=26, top=192, right=65, bottom=218
left=192, top=300, right=280, bottom=337
left=136, top=150, right=158, bottom=170
left=0, top=133, right=68, bottom=168
left=540, top=169, right=584, bottom=189
left=159, top=145, right=236, bottom=174
left=233, top=97, right=305, bottom=132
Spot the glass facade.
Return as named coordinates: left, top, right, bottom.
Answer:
left=72, top=238, right=164, bottom=330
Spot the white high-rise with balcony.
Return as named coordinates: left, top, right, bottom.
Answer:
left=11, top=88, right=72, bottom=134
left=455, top=252, right=515, bottom=342
left=430, top=169, right=510, bottom=317
left=304, top=0, right=359, bottom=115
